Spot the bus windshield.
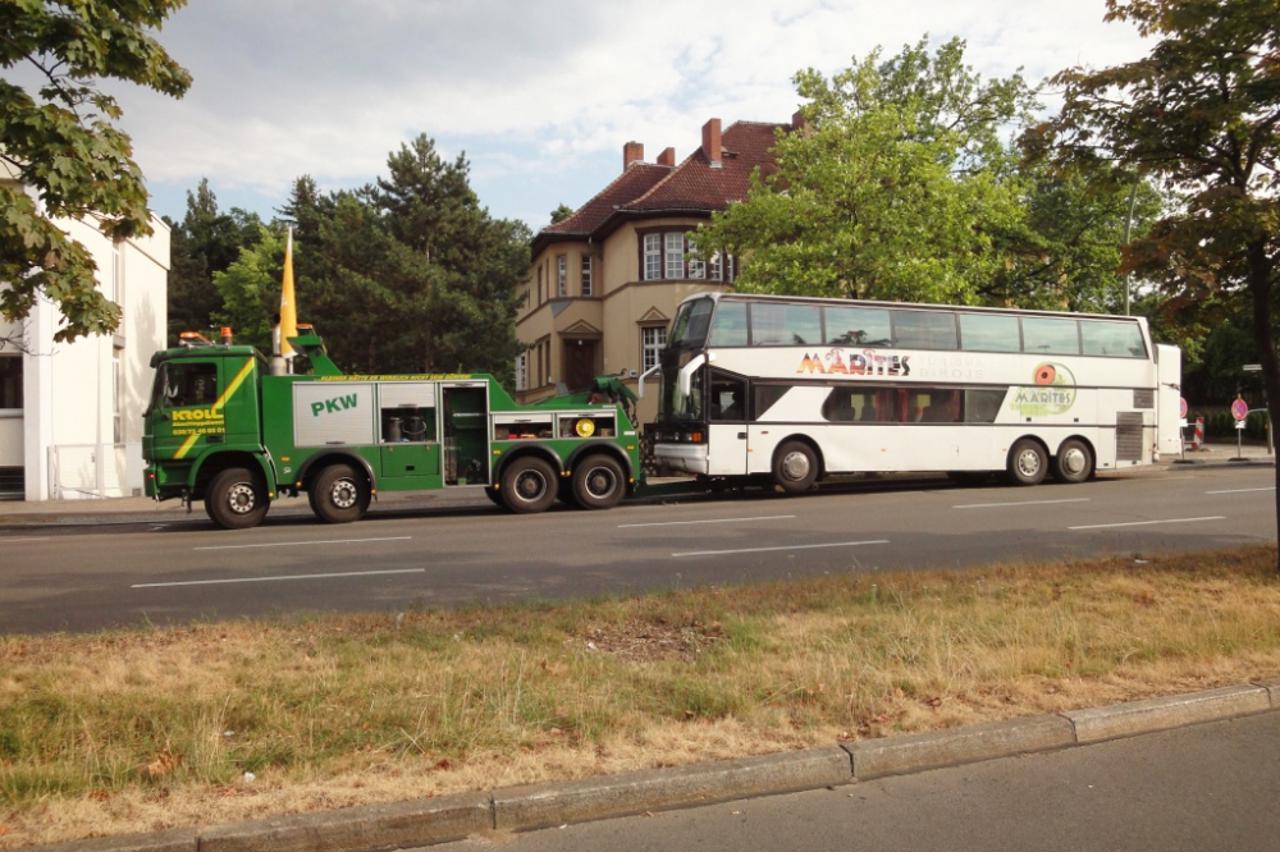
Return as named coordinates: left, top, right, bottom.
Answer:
left=669, top=298, right=714, bottom=349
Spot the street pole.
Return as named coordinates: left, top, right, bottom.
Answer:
left=1122, top=181, right=1138, bottom=316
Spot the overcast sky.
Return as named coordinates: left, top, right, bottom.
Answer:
left=114, top=0, right=1150, bottom=232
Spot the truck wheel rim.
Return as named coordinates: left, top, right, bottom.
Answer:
left=228, top=482, right=256, bottom=514
left=781, top=451, right=810, bottom=481
left=515, top=469, right=548, bottom=502
left=1062, top=447, right=1086, bottom=475
left=584, top=466, right=618, bottom=500
left=330, top=478, right=358, bottom=509
left=1017, top=449, right=1042, bottom=477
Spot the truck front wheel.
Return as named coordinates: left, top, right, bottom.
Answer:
left=310, top=463, right=370, bottom=524
left=205, top=466, right=269, bottom=530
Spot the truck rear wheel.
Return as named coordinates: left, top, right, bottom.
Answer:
left=310, top=463, right=370, bottom=524
left=571, top=454, right=625, bottom=510
left=500, top=456, right=557, bottom=514
left=205, top=466, right=269, bottom=530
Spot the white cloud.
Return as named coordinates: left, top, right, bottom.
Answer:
left=110, top=0, right=1150, bottom=223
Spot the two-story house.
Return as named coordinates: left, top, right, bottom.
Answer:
left=514, top=116, right=793, bottom=424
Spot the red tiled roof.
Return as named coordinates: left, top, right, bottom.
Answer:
left=621, top=122, right=784, bottom=213
left=533, top=120, right=785, bottom=252
left=541, top=163, right=671, bottom=238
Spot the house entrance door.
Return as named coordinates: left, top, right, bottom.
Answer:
left=563, top=339, right=598, bottom=392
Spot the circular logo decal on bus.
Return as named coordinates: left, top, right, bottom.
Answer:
left=1012, top=363, right=1077, bottom=417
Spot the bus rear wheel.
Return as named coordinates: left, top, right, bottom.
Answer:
left=1053, top=438, right=1094, bottom=484
left=773, top=441, right=819, bottom=494
left=572, top=454, right=625, bottom=510
left=500, top=456, right=558, bottom=514
left=310, top=463, right=370, bottom=524
left=1007, top=439, right=1048, bottom=486
left=205, top=466, right=269, bottom=530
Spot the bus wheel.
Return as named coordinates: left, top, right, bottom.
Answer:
left=1053, top=439, right=1094, bottom=484
left=572, top=454, right=625, bottom=510
left=773, top=441, right=819, bottom=493
left=310, top=463, right=370, bottom=524
left=205, top=466, right=269, bottom=530
left=1007, top=439, right=1048, bottom=486
left=500, top=456, right=557, bottom=514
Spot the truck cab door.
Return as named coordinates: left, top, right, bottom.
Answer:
left=148, top=359, right=223, bottom=463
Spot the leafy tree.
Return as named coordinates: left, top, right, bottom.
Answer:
left=549, top=203, right=574, bottom=224
left=0, top=0, right=190, bottom=343
left=1033, top=0, right=1279, bottom=565
left=211, top=226, right=283, bottom=354
left=167, top=178, right=263, bottom=341
left=697, top=38, right=1037, bottom=304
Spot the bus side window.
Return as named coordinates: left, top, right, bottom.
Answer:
left=709, top=372, right=746, bottom=421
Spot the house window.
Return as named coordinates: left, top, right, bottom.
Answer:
left=105, top=242, right=123, bottom=303
left=0, top=356, right=21, bottom=410
left=664, top=233, right=684, bottom=279
left=556, top=255, right=568, bottom=297
left=643, top=233, right=663, bottom=280
left=688, top=252, right=705, bottom=279
left=581, top=255, right=593, bottom=296
left=515, top=352, right=528, bottom=392
left=112, top=347, right=124, bottom=444
left=641, top=325, right=667, bottom=373
left=537, top=265, right=544, bottom=303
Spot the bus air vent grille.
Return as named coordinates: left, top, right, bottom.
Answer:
left=1132, top=389, right=1154, bottom=409
left=1116, top=412, right=1144, bottom=461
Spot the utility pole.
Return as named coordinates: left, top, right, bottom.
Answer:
left=1121, top=180, right=1138, bottom=316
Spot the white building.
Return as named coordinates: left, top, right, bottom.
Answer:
left=0, top=173, right=169, bottom=501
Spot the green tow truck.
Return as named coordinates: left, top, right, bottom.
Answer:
left=143, top=329, right=643, bottom=529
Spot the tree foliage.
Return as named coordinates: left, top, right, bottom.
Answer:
left=696, top=38, right=1038, bottom=304
left=166, top=178, right=262, bottom=342
left=207, top=137, right=529, bottom=379
left=1033, top=0, right=1279, bottom=565
left=0, top=0, right=190, bottom=342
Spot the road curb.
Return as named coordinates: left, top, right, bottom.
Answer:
left=843, top=713, right=1073, bottom=780
left=491, top=747, right=850, bottom=833
left=20, top=683, right=1280, bottom=851
left=1062, top=685, right=1271, bottom=744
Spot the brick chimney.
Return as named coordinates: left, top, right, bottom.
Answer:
left=701, top=118, right=722, bottom=168
left=791, top=109, right=809, bottom=132
left=623, top=141, right=644, bottom=171
left=657, top=147, right=676, bottom=167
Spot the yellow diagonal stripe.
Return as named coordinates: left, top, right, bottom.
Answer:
left=213, top=359, right=255, bottom=413
left=173, top=433, right=200, bottom=459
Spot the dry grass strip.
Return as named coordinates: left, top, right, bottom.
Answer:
left=2, top=545, right=1279, bottom=846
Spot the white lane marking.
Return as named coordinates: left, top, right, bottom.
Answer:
left=5, top=536, right=50, bottom=542
left=1068, top=516, right=1226, bottom=531
left=193, top=536, right=411, bottom=551
left=619, top=514, right=796, bottom=529
left=953, top=498, right=1090, bottom=510
left=673, top=539, right=889, bottom=558
left=1205, top=486, right=1275, bottom=495
left=132, top=568, right=426, bottom=588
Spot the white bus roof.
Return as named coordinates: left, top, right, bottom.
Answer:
left=677, top=291, right=1148, bottom=325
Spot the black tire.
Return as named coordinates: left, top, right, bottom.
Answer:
left=1053, top=438, right=1094, bottom=484
left=500, top=456, right=558, bottom=514
left=1007, top=438, right=1048, bottom=486
left=204, top=466, right=269, bottom=530
left=483, top=486, right=504, bottom=506
left=772, top=440, right=819, bottom=494
left=571, top=454, right=625, bottom=510
left=310, top=463, right=370, bottom=524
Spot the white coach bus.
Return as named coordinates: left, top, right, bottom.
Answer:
left=652, top=293, right=1182, bottom=491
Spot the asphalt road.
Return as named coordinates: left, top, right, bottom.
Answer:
left=2, top=464, right=1275, bottom=633
left=429, top=711, right=1280, bottom=852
